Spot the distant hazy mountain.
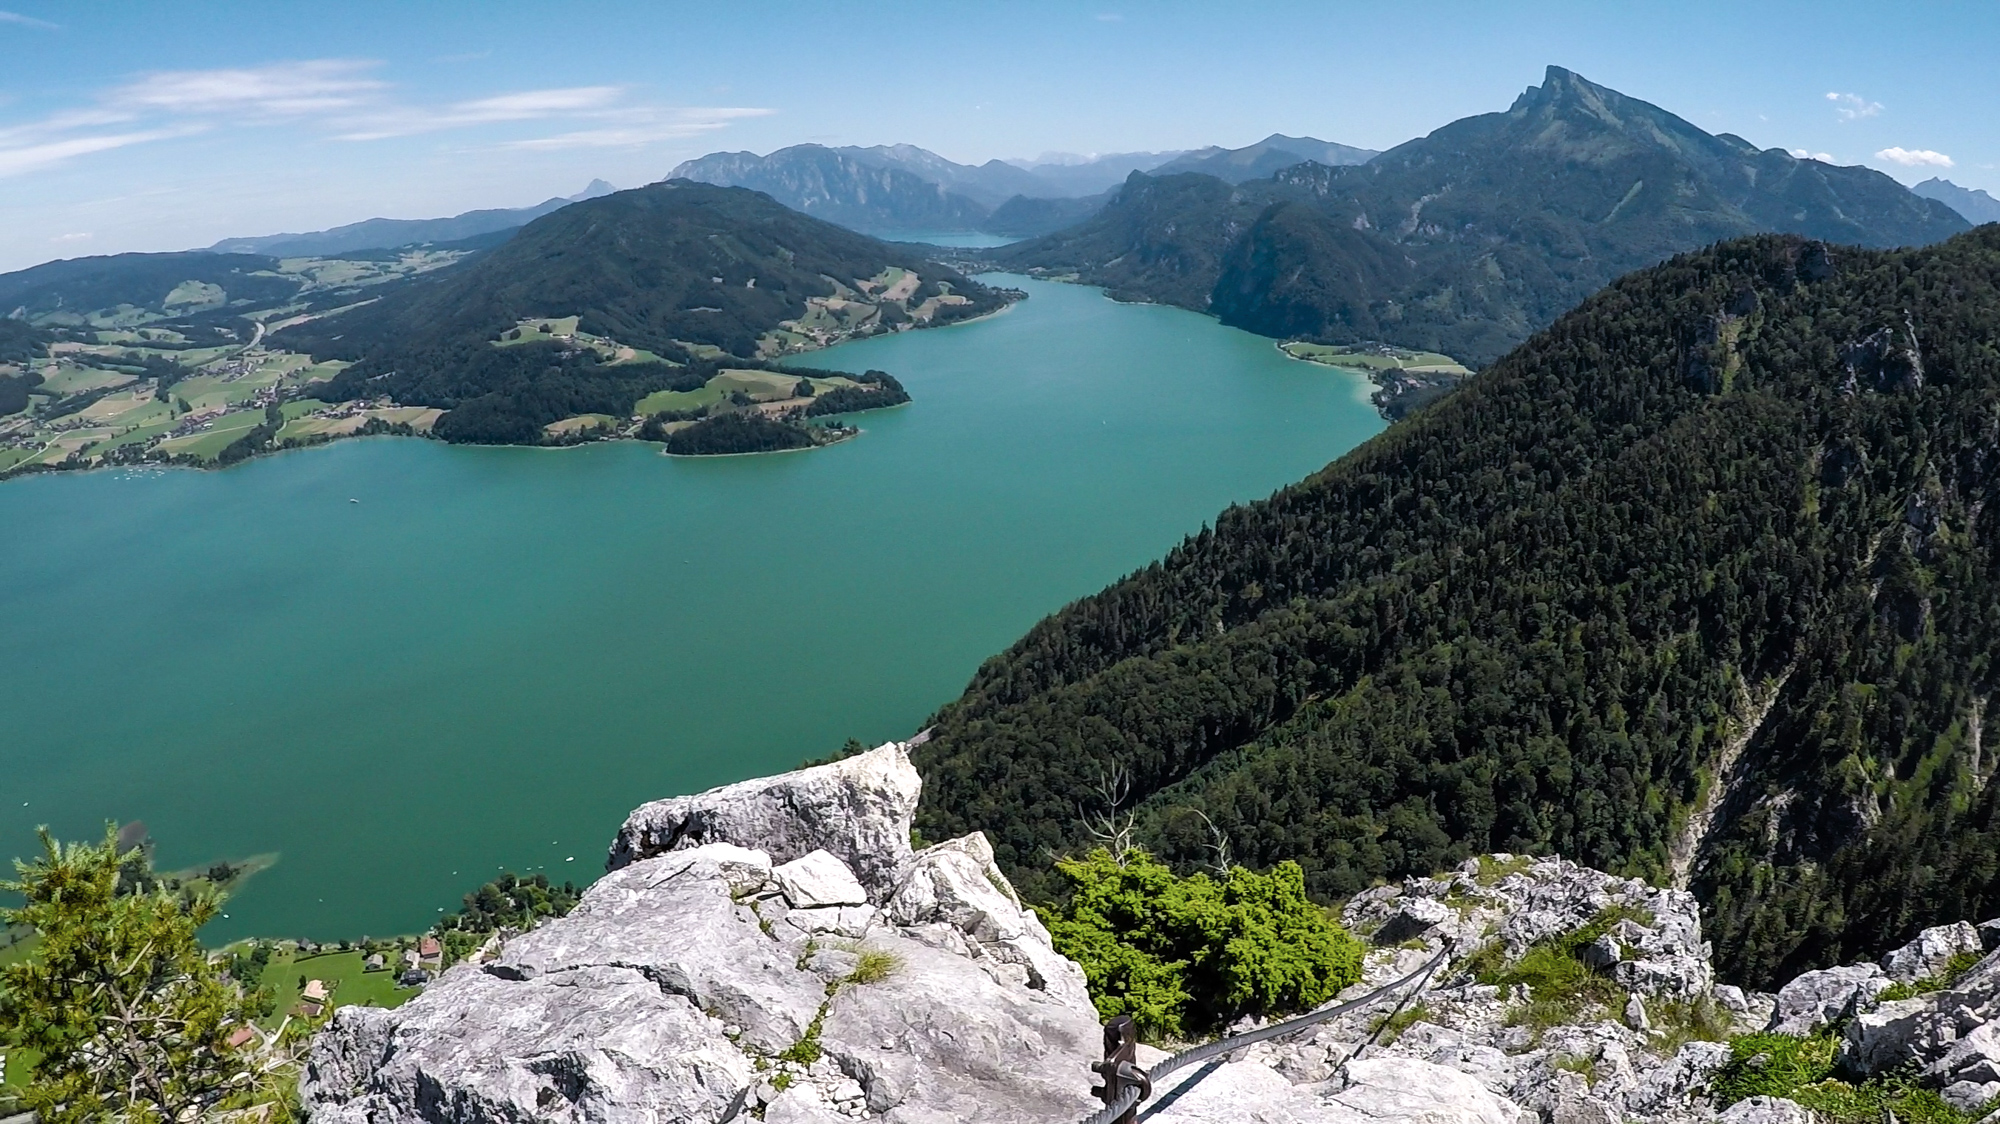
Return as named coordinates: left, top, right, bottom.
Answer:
left=206, top=180, right=616, bottom=257
left=1151, top=134, right=1377, bottom=182
left=1913, top=177, right=2000, bottom=225
left=835, top=144, right=1053, bottom=207
left=667, top=146, right=989, bottom=235
left=1001, top=66, right=1968, bottom=365
left=1002, top=151, right=1188, bottom=197
left=979, top=190, right=1118, bottom=239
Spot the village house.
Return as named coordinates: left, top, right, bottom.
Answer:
left=417, top=936, right=442, bottom=970
left=301, top=979, right=329, bottom=1003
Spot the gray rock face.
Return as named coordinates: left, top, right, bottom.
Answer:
left=304, top=743, right=1101, bottom=1124
left=607, top=740, right=923, bottom=896
left=1342, top=854, right=1713, bottom=998
left=1717, top=1096, right=1814, bottom=1124
left=1884, top=921, right=1983, bottom=983
left=1768, top=963, right=1889, bottom=1035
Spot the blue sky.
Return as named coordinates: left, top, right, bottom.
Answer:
left=0, top=0, right=1992, bottom=272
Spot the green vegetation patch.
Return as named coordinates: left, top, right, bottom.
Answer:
left=1712, top=1032, right=1980, bottom=1124
left=1463, top=903, right=1649, bottom=1036
left=1039, top=849, right=1363, bottom=1040
left=1879, top=950, right=1984, bottom=1002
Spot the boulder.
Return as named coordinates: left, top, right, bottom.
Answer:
left=1625, top=1041, right=1732, bottom=1116
left=1841, top=996, right=1942, bottom=1077
left=1885, top=922, right=1983, bottom=983
left=607, top=740, right=922, bottom=897
left=1322, top=1057, right=1534, bottom=1124
left=885, top=832, right=1091, bottom=1008
left=774, top=849, right=869, bottom=908
left=1768, top=963, right=1889, bottom=1035
left=1944, top=1080, right=2000, bottom=1113
left=1718, top=1096, right=1815, bottom=1124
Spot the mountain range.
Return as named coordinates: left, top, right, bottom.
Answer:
left=667, top=138, right=1377, bottom=239
left=1915, top=177, right=2000, bottom=225
left=205, top=180, right=617, bottom=258
left=997, top=67, right=1967, bottom=367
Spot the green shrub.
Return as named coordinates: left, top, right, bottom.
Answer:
left=1712, top=1030, right=1992, bottom=1124
left=1040, top=849, right=1364, bottom=1040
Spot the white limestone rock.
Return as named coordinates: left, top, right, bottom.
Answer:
left=1324, top=1057, right=1535, bottom=1124
left=885, top=831, right=1091, bottom=1008
left=783, top=904, right=878, bottom=939
left=1718, top=1096, right=1815, bottom=1124
left=1841, top=995, right=1945, bottom=1077
left=775, top=849, right=870, bottom=908
left=1885, top=921, right=1983, bottom=983
left=1342, top=855, right=1712, bottom=998
left=305, top=747, right=1106, bottom=1124
left=608, top=740, right=922, bottom=897
left=1768, top=962, right=1889, bottom=1035
left=301, top=964, right=753, bottom=1124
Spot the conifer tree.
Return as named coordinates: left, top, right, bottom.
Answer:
left=0, top=826, right=256, bottom=1123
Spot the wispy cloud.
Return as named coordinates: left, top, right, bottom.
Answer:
left=1876, top=146, right=1953, bottom=168
left=0, top=128, right=192, bottom=178
left=112, top=60, right=386, bottom=117
left=0, top=57, right=771, bottom=181
left=1826, top=92, right=1882, bottom=122
left=0, top=10, right=57, bottom=29
left=49, top=232, right=91, bottom=243
left=499, top=108, right=776, bottom=150
left=1789, top=148, right=1835, bottom=163
left=335, top=85, right=624, bottom=140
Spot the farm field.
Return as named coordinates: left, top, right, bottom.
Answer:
left=252, top=947, right=417, bottom=1029
left=1278, top=341, right=1472, bottom=375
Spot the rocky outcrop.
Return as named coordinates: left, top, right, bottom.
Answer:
left=606, top=742, right=923, bottom=896
left=305, top=743, right=1100, bottom=1123
left=306, top=747, right=2000, bottom=1124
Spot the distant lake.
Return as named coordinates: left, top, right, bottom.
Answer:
left=0, top=276, right=1384, bottom=943
left=879, top=231, right=1018, bottom=248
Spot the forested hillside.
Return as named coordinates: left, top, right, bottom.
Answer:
left=998, top=67, right=1968, bottom=366
left=916, top=226, right=2000, bottom=990
left=286, top=181, right=1011, bottom=443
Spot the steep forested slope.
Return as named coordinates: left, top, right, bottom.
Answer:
left=916, top=226, right=2000, bottom=989
left=998, top=67, right=1967, bottom=366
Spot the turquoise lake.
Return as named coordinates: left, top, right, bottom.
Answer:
left=0, top=275, right=1384, bottom=942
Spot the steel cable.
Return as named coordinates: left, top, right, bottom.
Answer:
left=1075, top=942, right=1452, bottom=1124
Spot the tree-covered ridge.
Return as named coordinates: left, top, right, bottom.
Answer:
left=996, top=67, right=1967, bottom=367
left=283, top=180, right=1010, bottom=445
left=915, top=225, right=2000, bottom=989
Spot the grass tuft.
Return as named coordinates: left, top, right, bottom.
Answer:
left=846, top=948, right=902, bottom=987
